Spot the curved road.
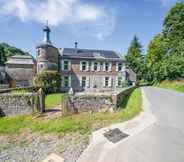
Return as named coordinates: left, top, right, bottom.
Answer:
left=79, top=87, right=184, bottom=162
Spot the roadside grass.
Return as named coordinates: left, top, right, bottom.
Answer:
left=156, top=80, right=184, bottom=93
left=45, top=93, right=66, bottom=109
left=0, top=88, right=142, bottom=135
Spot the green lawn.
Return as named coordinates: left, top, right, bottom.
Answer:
left=0, top=88, right=142, bottom=135
left=45, top=93, right=66, bottom=109
left=156, top=80, right=184, bottom=93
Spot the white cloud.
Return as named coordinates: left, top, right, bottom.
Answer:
left=0, top=0, right=116, bottom=39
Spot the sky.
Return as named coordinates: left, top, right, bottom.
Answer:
left=0, top=0, right=180, bottom=57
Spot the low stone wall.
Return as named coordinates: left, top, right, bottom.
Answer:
left=65, top=86, right=136, bottom=115
left=112, top=86, right=136, bottom=107
left=73, top=95, right=113, bottom=113
left=0, top=90, right=45, bottom=117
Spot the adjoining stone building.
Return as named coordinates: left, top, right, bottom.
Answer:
left=5, top=55, right=36, bottom=87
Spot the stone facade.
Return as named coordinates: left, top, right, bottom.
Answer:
left=60, top=58, right=126, bottom=92
left=36, top=25, right=60, bottom=73
left=36, top=44, right=60, bottom=72
left=5, top=55, right=36, bottom=88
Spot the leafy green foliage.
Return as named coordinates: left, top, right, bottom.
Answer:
left=0, top=46, right=6, bottom=65
left=163, top=2, right=184, bottom=54
left=33, top=71, right=61, bottom=94
left=145, top=2, right=184, bottom=83
left=0, top=43, right=29, bottom=65
left=125, top=36, right=146, bottom=81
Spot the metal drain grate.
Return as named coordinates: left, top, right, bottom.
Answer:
left=103, top=128, right=129, bottom=143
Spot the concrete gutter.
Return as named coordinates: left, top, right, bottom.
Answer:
left=77, top=88, right=157, bottom=162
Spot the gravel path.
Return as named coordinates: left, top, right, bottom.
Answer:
left=0, top=132, right=89, bottom=162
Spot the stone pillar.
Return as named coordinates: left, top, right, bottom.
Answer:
left=111, top=93, right=118, bottom=108
left=38, top=88, right=45, bottom=113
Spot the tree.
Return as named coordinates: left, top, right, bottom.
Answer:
left=0, top=46, right=6, bottom=65
left=163, top=2, right=184, bottom=54
left=145, top=2, right=184, bottom=83
left=33, top=71, right=61, bottom=94
left=146, top=34, right=168, bottom=82
left=125, top=36, right=145, bottom=81
left=147, top=34, right=167, bottom=65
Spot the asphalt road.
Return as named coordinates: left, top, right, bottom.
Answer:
left=79, top=87, right=184, bottom=162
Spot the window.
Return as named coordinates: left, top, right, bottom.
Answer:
left=105, top=62, right=109, bottom=71
left=82, top=61, right=87, bottom=71
left=105, top=77, right=109, bottom=87
left=64, top=60, right=69, bottom=70
left=82, top=76, right=86, bottom=87
left=64, top=76, right=69, bottom=87
left=118, top=63, right=122, bottom=71
left=94, top=62, right=98, bottom=71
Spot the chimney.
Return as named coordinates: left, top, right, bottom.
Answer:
left=75, top=42, right=78, bottom=49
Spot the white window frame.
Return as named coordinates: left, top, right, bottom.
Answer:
left=104, top=77, right=109, bottom=87
left=62, top=75, right=71, bottom=88
left=80, top=76, right=90, bottom=88
left=105, top=62, right=109, bottom=71
left=80, top=61, right=89, bottom=71
left=81, top=76, right=87, bottom=88
left=62, top=60, right=71, bottom=71
left=94, top=62, right=98, bottom=71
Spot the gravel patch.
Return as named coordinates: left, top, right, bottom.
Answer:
left=0, top=132, right=89, bottom=162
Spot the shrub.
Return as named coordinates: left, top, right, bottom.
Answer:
left=33, top=71, right=61, bottom=94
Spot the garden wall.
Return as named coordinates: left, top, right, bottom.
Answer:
left=64, top=86, right=136, bottom=115
left=111, top=86, right=136, bottom=107
left=0, top=90, right=45, bottom=117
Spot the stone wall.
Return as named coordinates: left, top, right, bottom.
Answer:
left=111, top=86, right=136, bottom=107
left=72, top=95, right=113, bottom=113
left=65, top=86, right=136, bottom=115
left=0, top=91, right=45, bottom=117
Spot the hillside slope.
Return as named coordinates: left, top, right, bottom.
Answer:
left=157, top=80, right=184, bottom=93
left=0, top=43, right=30, bottom=65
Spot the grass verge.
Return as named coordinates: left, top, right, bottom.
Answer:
left=0, top=88, right=142, bottom=135
left=156, top=80, right=184, bottom=93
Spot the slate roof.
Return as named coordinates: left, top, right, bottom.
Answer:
left=6, top=55, right=36, bottom=65
left=61, top=48, right=122, bottom=60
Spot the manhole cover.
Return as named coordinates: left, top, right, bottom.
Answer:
left=103, top=128, right=129, bottom=143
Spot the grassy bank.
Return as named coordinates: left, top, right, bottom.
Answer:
left=156, top=80, right=184, bottom=93
left=0, top=88, right=142, bottom=135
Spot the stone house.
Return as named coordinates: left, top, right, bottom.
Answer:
left=5, top=55, right=36, bottom=87
left=37, top=25, right=135, bottom=92
left=60, top=46, right=126, bottom=92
